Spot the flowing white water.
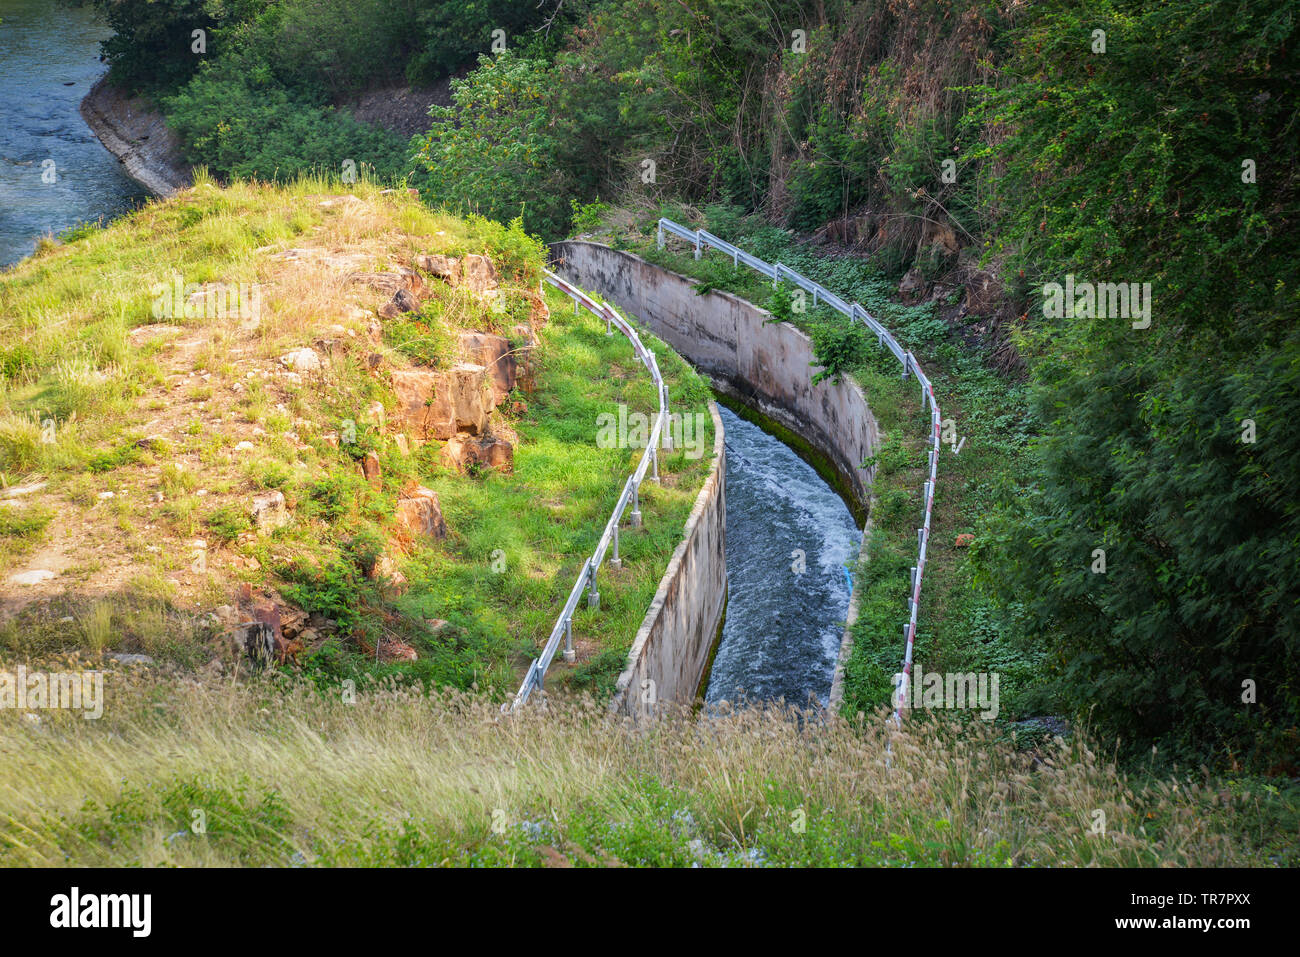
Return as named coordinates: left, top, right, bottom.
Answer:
left=706, top=406, right=861, bottom=708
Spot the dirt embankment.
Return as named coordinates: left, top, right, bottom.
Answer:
left=345, top=80, right=454, bottom=139
left=80, top=76, right=192, bottom=197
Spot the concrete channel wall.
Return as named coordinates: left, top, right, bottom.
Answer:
left=609, top=401, right=726, bottom=717
left=553, top=242, right=879, bottom=713
left=551, top=242, right=879, bottom=506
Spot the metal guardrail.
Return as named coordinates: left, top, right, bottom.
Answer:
left=657, top=218, right=941, bottom=723
left=509, top=269, right=670, bottom=711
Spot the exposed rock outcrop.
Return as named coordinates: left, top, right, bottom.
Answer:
left=374, top=253, right=532, bottom=475
left=390, top=363, right=490, bottom=440
left=458, top=332, right=516, bottom=404
left=80, top=76, right=192, bottom=197
left=395, top=486, right=448, bottom=540
left=250, top=491, right=289, bottom=533
left=361, top=451, right=382, bottom=488
left=461, top=254, right=498, bottom=294
left=443, top=433, right=514, bottom=474
left=414, top=253, right=499, bottom=298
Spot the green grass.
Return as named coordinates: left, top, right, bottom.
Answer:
left=0, top=503, right=54, bottom=565
left=370, top=282, right=715, bottom=692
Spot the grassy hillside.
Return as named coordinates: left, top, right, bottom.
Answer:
left=0, top=174, right=714, bottom=698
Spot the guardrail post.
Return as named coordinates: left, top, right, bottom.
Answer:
left=571, top=295, right=579, bottom=315
left=610, top=524, right=622, bottom=570
left=694, top=234, right=702, bottom=260
left=902, top=352, right=911, bottom=380
left=910, top=566, right=917, bottom=590
left=562, top=615, right=575, bottom=663
left=650, top=445, right=660, bottom=483
left=732, top=250, right=738, bottom=270
left=630, top=482, right=643, bottom=528
left=587, top=563, right=600, bottom=610
left=917, top=528, right=925, bottom=550
left=605, top=314, right=613, bottom=336
left=657, top=222, right=664, bottom=249
left=773, top=263, right=781, bottom=289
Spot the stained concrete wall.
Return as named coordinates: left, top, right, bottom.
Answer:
left=555, top=242, right=883, bottom=714
left=550, top=241, right=879, bottom=506
left=609, top=401, right=726, bottom=717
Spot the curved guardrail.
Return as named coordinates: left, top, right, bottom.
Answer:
left=657, top=218, right=940, bottom=723
left=509, top=269, right=670, bottom=711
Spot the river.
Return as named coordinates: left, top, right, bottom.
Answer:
left=0, top=0, right=147, bottom=268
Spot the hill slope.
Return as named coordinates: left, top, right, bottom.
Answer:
left=0, top=175, right=714, bottom=695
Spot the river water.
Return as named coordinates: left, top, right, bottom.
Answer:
left=0, top=0, right=148, bottom=268
left=706, top=406, right=861, bottom=709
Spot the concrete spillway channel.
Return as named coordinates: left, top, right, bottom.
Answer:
left=702, top=405, right=861, bottom=708
left=551, top=242, right=880, bottom=718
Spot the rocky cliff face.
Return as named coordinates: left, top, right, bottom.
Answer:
left=80, top=76, right=192, bottom=197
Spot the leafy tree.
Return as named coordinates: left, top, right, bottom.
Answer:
left=406, top=0, right=561, bottom=82
left=92, top=0, right=254, bottom=93
left=411, top=53, right=572, bottom=236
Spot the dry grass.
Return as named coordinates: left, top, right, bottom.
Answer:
left=0, top=668, right=1281, bottom=868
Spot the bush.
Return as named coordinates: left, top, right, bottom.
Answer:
left=406, top=1, right=555, bottom=82
left=92, top=0, right=223, bottom=94
left=412, top=54, right=573, bottom=237
left=205, top=503, right=252, bottom=543
left=808, top=315, right=868, bottom=385
left=165, top=65, right=410, bottom=184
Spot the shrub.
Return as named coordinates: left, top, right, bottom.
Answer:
left=205, top=503, right=252, bottom=543
left=411, top=54, right=573, bottom=237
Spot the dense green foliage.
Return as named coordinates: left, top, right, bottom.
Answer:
left=163, top=60, right=411, bottom=182
left=92, top=0, right=236, bottom=92
left=95, top=0, right=422, bottom=183
left=412, top=54, right=571, bottom=236
left=965, top=0, right=1300, bottom=766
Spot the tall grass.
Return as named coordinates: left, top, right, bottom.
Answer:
left=0, top=671, right=1287, bottom=867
